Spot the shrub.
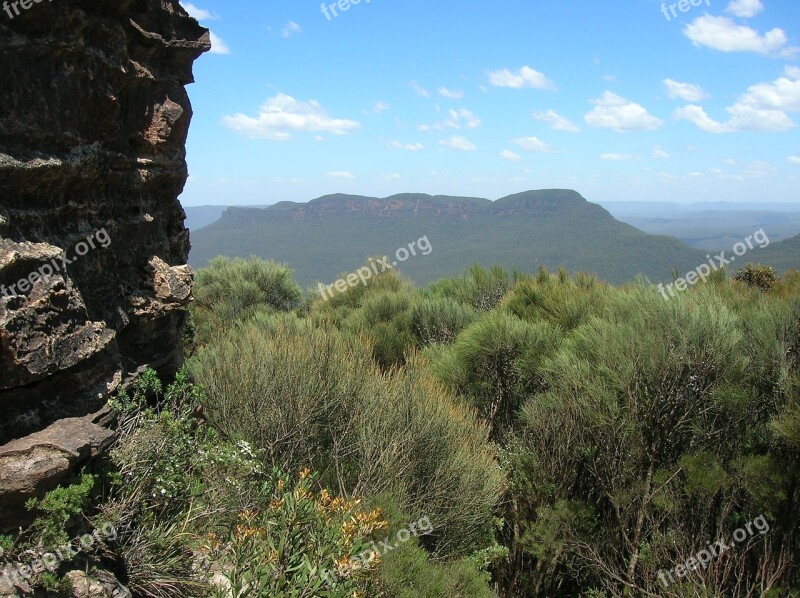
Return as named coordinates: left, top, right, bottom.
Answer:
left=312, top=257, right=415, bottom=314
left=191, top=256, right=302, bottom=344
left=341, top=290, right=416, bottom=369
left=208, top=469, right=387, bottom=598
left=429, top=312, right=561, bottom=439
left=190, top=323, right=503, bottom=556
left=428, top=264, right=512, bottom=311
left=374, top=540, right=496, bottom=598
left=501, top=269, right=610, bottom=330
left=409, top=296, right=479, bottom=346
left=734, top=263, right=780, bottom=292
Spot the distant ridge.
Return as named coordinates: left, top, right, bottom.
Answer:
left=187, top=190, right=796, bottom=287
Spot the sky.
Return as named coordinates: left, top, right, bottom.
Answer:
left=177, top=0, right=800, bottom=207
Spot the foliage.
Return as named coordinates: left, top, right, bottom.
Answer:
left=408, top=296, right=478, bottom=346
left=428, top=312, right=560, bottom=439
left=191, top=255, right=302, bottom=344
left=208, top=469, right=387, bottom=598
left=428, top=264, right=513, bottom=311
left=190, top=323, right=504, bottom=556
left=373, top=540, right=496, bottom=598
left=734, top=262, right=781, bottom=291
left=21, top=255, right=800, bottom=598
left=25, top=474, right=96, bottom=548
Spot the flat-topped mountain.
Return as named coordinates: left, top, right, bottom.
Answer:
left=188, top=190, right=794, bottom=287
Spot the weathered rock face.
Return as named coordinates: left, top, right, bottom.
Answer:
left=0, top=0, right=208, bottom=528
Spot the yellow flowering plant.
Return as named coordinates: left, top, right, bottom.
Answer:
left=209, top=467, right=387, bottom=598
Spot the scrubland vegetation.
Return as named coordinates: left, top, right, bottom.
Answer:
left=6, top=258, right=799, bottom=597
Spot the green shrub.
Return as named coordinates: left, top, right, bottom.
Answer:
left=190, top=323, right=503, bottom=556
left=374, top=540, right=496, bottom=598
left=191, top=256, right=302, bottom=344
left=341, top=290, right=416, bottom=368
left=313, top=257, right=415, bottom=314
left=429, top=312, right=561, bottom=438
left=501, top=269, right=610, bottom=330
left=734, top=263, right=780, bottom=292
left=208, top=469, right=387, bottom=598
left=25, top=474, right=97, bottom=549
left=409, top=296, right=478, bottom=346
left=428, top=264, right=512, bottom=311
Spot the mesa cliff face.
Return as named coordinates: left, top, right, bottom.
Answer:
left=0, top=0, right=208, bottom=529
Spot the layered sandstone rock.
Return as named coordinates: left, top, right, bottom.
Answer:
left=0, top=0, right=208, bottom=531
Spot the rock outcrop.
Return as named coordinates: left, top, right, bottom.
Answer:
left=0, top=0, right=209, bottom=530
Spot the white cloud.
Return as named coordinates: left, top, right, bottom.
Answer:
left=420, top=108, right=482, bottom=131
left=684, top=16, right=798, bottom=57
left=381, top=173, right=402, bottom=181
left=725, top=0, right=763, bottom=18
left=488, top=66, right=557, bottom=90
left=663, top=79, right=709, bottom=102
left=281, top=21, right=302, bottom=38
left=500, top=149, right=522, bottom=163
left=584, top=91, right=664, bottom=132
left=438, top=87, right=464, bottom=100
left=222, top=94, right=360, bottom=140
left=673, top=69, right=800, bottom=132
left=739, top=67, right=800, bottom=111
left=411, top=81, right=430, bottom=98
left=600, top=153, right=637, bottom=161
left=180, top=2, right=219, bottom=20
left=363, top=101, right=390, bottom=115
left=209, top=32, right=231, bottom=55
left=510, top=136, right=560, bottom=153
left=443, top=108, right=481, bottom=129
left=742, top=160, right=776, bottom=178
left=653, top=147, right=670, bottom=159
left=674, top=104, right=794, bottom=132
left=532, top=110, right=581, bottom=132
left=327, top=171, right=355, bottom=179
left=439, top=135, right=477, bottom=151
left=388, top=141, right=424, bottom=151
left=788, top=156, right=800, bottom=165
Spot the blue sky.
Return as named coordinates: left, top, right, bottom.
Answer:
left=178, top=0, right=800, bottom=206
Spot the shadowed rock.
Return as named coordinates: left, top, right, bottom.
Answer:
left=0, top=0, right=209, bottom=531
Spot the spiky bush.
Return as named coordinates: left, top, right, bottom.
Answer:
left=409, top=296, right=479, bottom=346
left=429, top=312, right=561, bottom=439
left=428, top=264, right=512, bottom=311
